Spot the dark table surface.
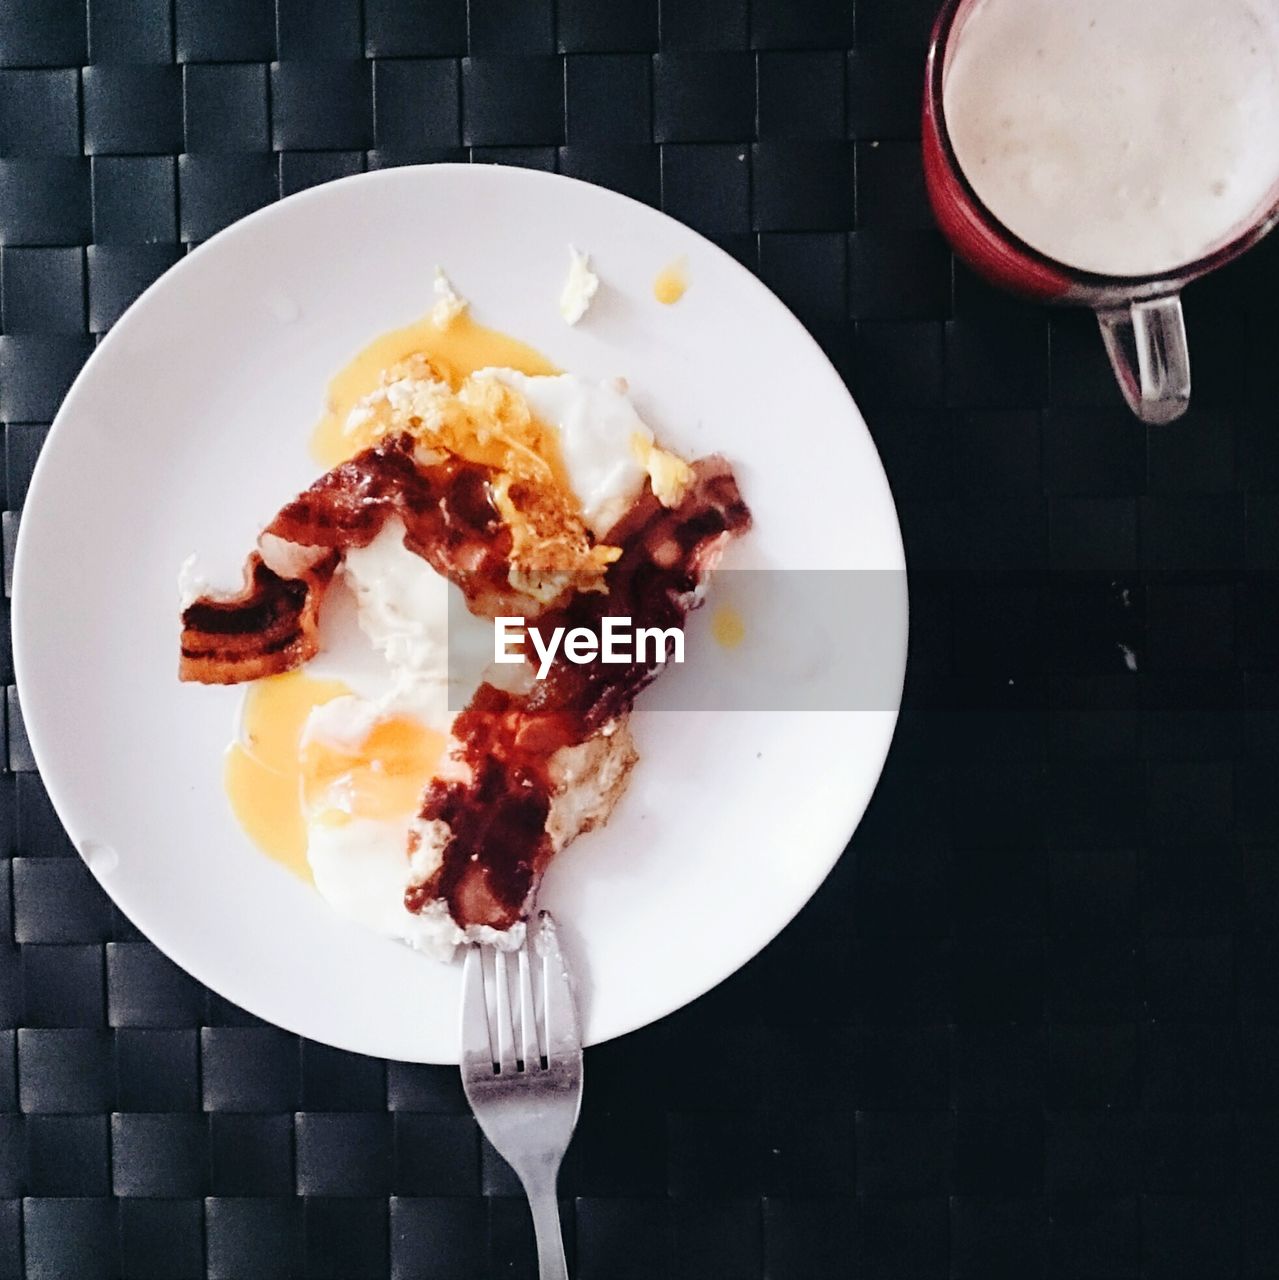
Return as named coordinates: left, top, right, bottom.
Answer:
left=1, top=1, right=1277, bottom=1277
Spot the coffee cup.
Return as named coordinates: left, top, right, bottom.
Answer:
left=923, top=0, right=1279, bottom=423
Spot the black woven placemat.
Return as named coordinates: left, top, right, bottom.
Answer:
left=2, top=1, right=1277, bottom=1277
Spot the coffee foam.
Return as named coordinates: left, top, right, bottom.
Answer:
left=943, top=0, right=1279, bottom=278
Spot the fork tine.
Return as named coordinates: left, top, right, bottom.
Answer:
left=535, top=911, right=580, bottom=1066
left=461, top=944, right=495, bottom=1070
left=518, top=933, right=540, bottom=1070
left=492, top=948, right=519, bottom=1075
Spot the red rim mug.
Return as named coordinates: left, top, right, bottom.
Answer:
left=923, top=0, right=1279, bottom=424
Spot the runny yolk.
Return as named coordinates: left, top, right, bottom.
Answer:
left=711, top=604, right=745, bottom=649
left=224, top=671, right=448, bottom=882
left=312, top=311, right=558, bottom=467
left=300, top=714, right=447, bottom=826
left=224, top=671, right=351, bottom=880
left=653, top=257, right=689, bottom=305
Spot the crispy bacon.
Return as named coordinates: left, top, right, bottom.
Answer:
left=529, top=454, right=752, bottom=732
left=181, top=434, right=532, bottom=685
left=264, top=434, right=517, bottom=611
left=179, top=552, right=338, bottom=684
left=406, top=456, right=752, bottom=931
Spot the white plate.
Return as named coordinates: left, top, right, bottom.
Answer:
left=13, top=165, right=906, bottom=1063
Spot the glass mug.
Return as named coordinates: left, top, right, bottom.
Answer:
left=923, top=0, right=1279, bottom=424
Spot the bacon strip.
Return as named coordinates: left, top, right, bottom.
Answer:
left=181, top=435, right=531, bottom=685
left=179, top=552, right=338, bottom=684
left=406, top=456, right=752, bottom=931
left=264, top=435, right=516, bottom=610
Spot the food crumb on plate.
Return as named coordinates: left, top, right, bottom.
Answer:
left=431, top=267, right=468, bottom=329
left=559, top=245, right=599, bottom=325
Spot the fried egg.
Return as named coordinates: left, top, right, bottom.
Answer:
left=299, top=678, right=454, bottom=953
left=226, top=352, right=680, bottom=955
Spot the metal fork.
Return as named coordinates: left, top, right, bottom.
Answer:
left=460, top=911, right=583, bottom=1280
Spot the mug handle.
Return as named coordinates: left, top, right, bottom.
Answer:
left=1096, top=295, right=1191, bottom=424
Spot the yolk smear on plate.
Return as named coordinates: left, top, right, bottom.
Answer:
left=653, top=257, right=689, bottom=305
left=711, top=604, right=745, bottom=649
left=224, top=670, right=352, bottom=880
left=301, top=714, right=447, bottom=825
left=313, top=312, right=558, bottom=466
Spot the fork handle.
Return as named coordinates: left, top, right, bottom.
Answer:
left=525, top=1180, right=569, bottom=1280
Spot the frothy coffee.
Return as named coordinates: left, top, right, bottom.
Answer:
left=943, top=0, right=1279, bottom=278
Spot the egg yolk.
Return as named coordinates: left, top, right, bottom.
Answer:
left=313, top=311, right=558, bottom=467
left=300, top=713, right=446, bottom=826
left=224, top=670, right=351, bottom=879
left=225, top=671, right=447, bottom=881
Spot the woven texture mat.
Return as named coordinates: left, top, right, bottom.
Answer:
left=2, top=0, right=1278, bottom=1276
